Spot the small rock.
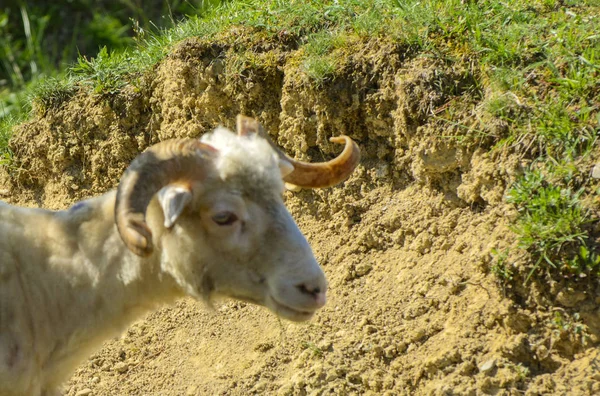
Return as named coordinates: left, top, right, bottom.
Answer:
left=355, top=262, right=372, bottom=277
left=536, top=344, right=550, bottom=360
left=253, top=381, right=268, bottom=392
left=478, top=358, right=496, bottom=374
left=91, top=377, right=100, bottom=384
left=254, top=342, right=274, bottom=352
left=358, top=318, right=371, bottom=328
left=325, top=369, right=338, bottom=382
left=375, top=163, right=390, bottom=179
left=408, top=329, right=426, bottom=343
left=396, top=342, right=408, bottom=353
left=114, top=362, right=129, bottom=373
left=186, top=385, right=198, bottom=395
left=556, top=289, right=587, bottom=307
left=75, top=389, right=92, bottom=396
left=285, top=182, right=302, bottom=192
left=208, top=59, right=225, bottom=77
left=317, top=339, right=332, bottom=351
left=458, top=361, right=477, bottom=376
left=364, top=325, right=378, bottom=334
left=372, top=345, right=384, bottom=357
left=592, top=164, right=600, bottom=179
left=384, top=345, right=397, bottom=358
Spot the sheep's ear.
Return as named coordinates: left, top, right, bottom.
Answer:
left=157, top=185, right=192, bottom=228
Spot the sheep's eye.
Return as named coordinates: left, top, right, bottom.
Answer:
left=212, top=211, right=238, bottom=226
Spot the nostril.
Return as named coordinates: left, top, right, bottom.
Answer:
left=297, top=284, right=322, bottom=297
left=297, top=284, right=310, bottom=295
left=296, top=283, right=327, bottom=308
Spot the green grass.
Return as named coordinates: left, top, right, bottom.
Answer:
left=29, top=76, right=78, bottom=113
left=551, top=311, right=590, bottom=346
left=1, top=0, right=599, bottom=285
left=491, top=248, right=514, bottom=282
left=506, top=169, right=595, bottom=281
left=301, top=30, right=345, bottom=85
left=301, top=341, right=324, bottom=358
left=0, top=0, right=229, bottom=160
left=71, top=46, right=143, bottom=94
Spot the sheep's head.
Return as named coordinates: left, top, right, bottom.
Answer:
left=114, top=115, right=360, bottom=321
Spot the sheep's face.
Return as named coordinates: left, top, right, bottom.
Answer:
left=155, top=129, right=327, bottom=322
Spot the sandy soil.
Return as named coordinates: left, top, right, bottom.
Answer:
left=2, top=35, right=599, bottom=395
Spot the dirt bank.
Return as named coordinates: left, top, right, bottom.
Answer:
left=2, top=34, right=599, bottom=395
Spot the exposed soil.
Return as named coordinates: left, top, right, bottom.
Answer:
left=2, top=34, right=599, bottom=395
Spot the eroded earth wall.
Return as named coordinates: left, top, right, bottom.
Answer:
left=2, top=36, right=599, bottom=395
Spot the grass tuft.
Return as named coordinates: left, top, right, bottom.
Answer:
left=506, top=168, right=597, bottom=281
left=71, top=47, right=139, bottom=95
left=30, top=77, right=77, bottom=114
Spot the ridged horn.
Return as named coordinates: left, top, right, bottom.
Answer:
left=235, top=115, right=360, bottom=189
left=281, top=135, right=360, bottom=188
left=115, top=139, right=218, bottom=257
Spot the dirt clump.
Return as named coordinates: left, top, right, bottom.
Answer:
left=2, top=34, right=598, bottom=395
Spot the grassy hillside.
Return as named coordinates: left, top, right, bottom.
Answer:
left=0, top=0, right=225, bottom=162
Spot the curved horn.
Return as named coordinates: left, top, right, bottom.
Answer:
left=237, top=114, right=260, bottom=136
left=115, top=139, right=218, bottom=257
left=279, top=136, right=360, bottom=188
left=235, top=114, right=360, bottom=188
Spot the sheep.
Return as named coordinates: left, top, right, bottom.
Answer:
left=0, top=115, right=360, bottom=396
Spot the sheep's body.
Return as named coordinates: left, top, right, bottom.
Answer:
left=0, top=121, right=360, bottom=396
left=0, top=192, right=182, bottom=395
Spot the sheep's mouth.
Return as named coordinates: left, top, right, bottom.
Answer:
left=269, top=296, right=316, bottom=322
left=221, top=293, right=316, bottom=322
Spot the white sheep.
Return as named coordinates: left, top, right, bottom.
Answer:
left=0, top=115, right=360, bottom=396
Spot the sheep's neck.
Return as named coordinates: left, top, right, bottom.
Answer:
left=13, top=191, right=182, bottom=386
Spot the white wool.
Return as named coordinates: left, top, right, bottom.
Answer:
left=200, top=126, right=280, bottom=181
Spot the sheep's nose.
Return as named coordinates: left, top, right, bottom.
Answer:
left=297, top=282, right=327, bottom=308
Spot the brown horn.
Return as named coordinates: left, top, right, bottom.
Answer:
left=237, top=114, right=260, bottom=136
left=281, top=135, right=360, bottom=188
left=236, top=114, right=360, bottom=188
left=115, top=139, right=218, bottom=257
